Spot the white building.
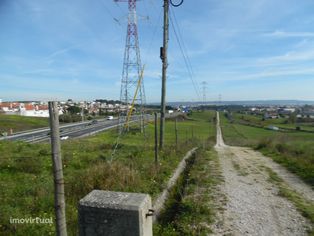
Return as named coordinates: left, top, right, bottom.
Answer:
left=19, top=104, right=50, bottom=117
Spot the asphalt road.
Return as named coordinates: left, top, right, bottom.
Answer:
left=0, top=113, right=181, bottom=143
left=0, top=116, right=145, bottom=143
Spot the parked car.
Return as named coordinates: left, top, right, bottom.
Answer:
left=106, top=116, right=114, bottom=120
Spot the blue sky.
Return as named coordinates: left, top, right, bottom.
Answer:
left=1, top=0, right=314, bottom=102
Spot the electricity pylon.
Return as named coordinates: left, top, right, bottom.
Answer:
left=201, top=81, right=207, bottom=104
left=114, top=0, right=146, bottom=133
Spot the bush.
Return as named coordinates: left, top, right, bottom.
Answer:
left=66, top=161, right=140, bottom=198
left=255, top=139, right=271, bottom=150
left=59, top=114, right=82, bottom=123
left=275, top=143, right=288, bottom=154
left=38, top=148, right=49, bottom=156
left=14, top=156, right=43, bottom=174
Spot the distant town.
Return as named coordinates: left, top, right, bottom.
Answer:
left=0, top=99, right=131, bottom=118
left=1, top=98, right=314, bottom=121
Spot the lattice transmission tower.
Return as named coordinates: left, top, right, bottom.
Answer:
left=201, top=81, right=207, bottom=103
left=114, top=0, right=146, bottom=133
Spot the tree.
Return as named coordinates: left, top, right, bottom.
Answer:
left=66, top=106, right=80, bottom=115
left=288, top=112, right=297, bottom=124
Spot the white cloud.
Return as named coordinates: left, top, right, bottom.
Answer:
left=258, top=49, right=314, bottom=65
left=46, top=44, right=84, bottom=60
left=263, top=30, right=314, bottom=38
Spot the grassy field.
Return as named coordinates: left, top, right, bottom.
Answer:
left=220, top=112, right=314, bottom=186
left=154, top=147, right=221, bottom=236
left=0, top=114, right=49, bottom=134
left=0, top=111, right=216, bottom=235
left=233, top=113, right=314, bottom=132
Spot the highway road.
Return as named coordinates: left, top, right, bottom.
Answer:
left=0, top=115, right=150, bottom=143
left=0, top=112, right=182, bottom=143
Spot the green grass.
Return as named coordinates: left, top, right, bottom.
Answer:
left=220, top=112, right=314, bottom=186
left=154, top=147, right=220, bottom=236
left=0, top=114, right=49, bottom=134
left=0, top=111, right=216, bottom=235
left=233, top=112, right=314, bottom=132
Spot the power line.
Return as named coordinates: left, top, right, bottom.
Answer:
left=142, top=8, right=162, bottom=65
left=201, top=81, right=207, bottom=103
left=100, top=0, right=122, bottom=26
left=169, top=9, right=202, bottom=100
left=114, top=1, right=127, bottom=16
left=171, top=8, right=201, bottom=94
left=171, top=8, right=202, bottom=98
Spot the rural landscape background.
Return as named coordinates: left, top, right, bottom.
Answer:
left=1, top=0, right=314, bottom=235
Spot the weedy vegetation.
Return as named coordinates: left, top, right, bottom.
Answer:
left=154, top=145, right=221, bottom=236
left=0, top=111, right=217, bottom=235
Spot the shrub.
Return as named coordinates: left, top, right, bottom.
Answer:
left=14, top=156, right=43, bottom=174
left=275, top=143, right=288, bottom=154
left=255, top=138, right=271, bottom=150
left=38, top=148, right=49, bottom=156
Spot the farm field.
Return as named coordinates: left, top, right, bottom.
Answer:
left=232, top=112, right=314, bottom=132
left=220, top=112, right=314, bottom=187
left=0, top=111, right=216, bottom=235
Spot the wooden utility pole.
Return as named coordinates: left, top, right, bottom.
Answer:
left=186, top=130, right=188, bottom=144
left=175, top=118, right=178, bottom=149
left=81, top=106, right=84, bottom=122
left=48, top=101, right=67, bottom=236
left=154, top=113, right=158, bottom=166
left=192, top=126, right=194, bottom=138
left=159, top=0, right=169, bottom=149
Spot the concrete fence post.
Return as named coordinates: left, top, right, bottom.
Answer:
left=79, top=190, right=153, bottom=236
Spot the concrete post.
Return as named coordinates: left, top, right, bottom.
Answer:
left=79, top=190, right=153, bottom=236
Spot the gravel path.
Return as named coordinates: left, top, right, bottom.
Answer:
left=212, top=112, right=312, bottom=236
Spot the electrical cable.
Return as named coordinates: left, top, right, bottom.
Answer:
left=115, top=1, right=127, bottom=16
left=169, top=10, right=202, bottom=100
left=171, top=8, right=202, bottom=99
left=143, top=8, right=162, bottom=64
left=100, top=0, right=122, bottom=26
left=171, top=9, right=198, bottom=84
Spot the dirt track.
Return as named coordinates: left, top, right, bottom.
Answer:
left=212, top=112, right=313, bottom=236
